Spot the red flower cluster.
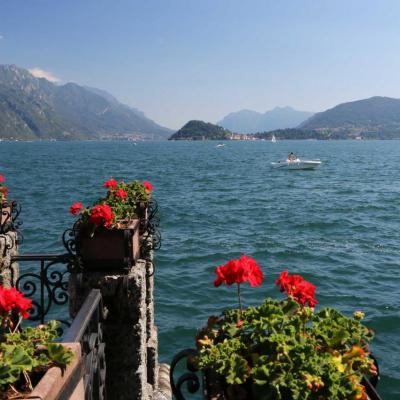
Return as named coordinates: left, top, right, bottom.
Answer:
left=143, top=181, right=153, bottom=192
left=103, top=178, right=118, bottom=190
left=69, top=202, right=83, bottom=215
left=116, top=189, right=127, bottom=199
left=214, top=255, right=263, bottom=287
left=0, top=286, right=32, bottom=319
left=275, top=270, right=317, bottom=307
left=0, top=174, right=3, bottom=183
left=89, top=204, right=115, bottom=227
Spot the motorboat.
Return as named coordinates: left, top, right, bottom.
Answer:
left=216, top=143, right=225, bottom=148
left=271, top=158, right=321, bottom=170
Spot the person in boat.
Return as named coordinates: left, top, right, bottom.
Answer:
left=287, top=152, right=297, bottom=161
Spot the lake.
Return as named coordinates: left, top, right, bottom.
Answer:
left=0, top=140, right=399, bottom=399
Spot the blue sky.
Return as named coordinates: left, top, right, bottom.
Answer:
left=1, top=0, right=400, bottom=129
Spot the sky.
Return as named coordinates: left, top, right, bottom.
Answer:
left=1, top=0, right=400, bottom=129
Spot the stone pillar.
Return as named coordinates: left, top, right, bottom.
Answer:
left=68, top=245, right=161, bottom=400
left=0, top=230, right=19, bottom=287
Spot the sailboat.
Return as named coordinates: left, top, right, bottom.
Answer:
left=271, top=134, right=277, bottom=143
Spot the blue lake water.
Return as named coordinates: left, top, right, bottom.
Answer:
left=0, top=140, right=399, bottom=398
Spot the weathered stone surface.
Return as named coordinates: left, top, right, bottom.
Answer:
left=0, top=231, right=19, bottom=287
left=147, top=326, right=158, bottom=387
left=146, top=259, right=155, bottom=340
left=154, top=364, right=172, bottom=400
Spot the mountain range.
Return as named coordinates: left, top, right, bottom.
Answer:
left=0, top=64, right=171, bottom=140
left=218, top=106, right=314, bottom=133
left=299, top=96, right=400, bottom=138
left=171, top=96, right=400, bottom=140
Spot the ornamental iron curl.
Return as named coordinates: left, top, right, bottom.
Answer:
left=12, top=253, right=77, bottom=330
left=141, top=198, right=161, bottom=254
left=170, top=348, right=201, bottom=400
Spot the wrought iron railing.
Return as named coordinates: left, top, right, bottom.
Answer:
left=11, top=253, right=76, bottom=329
left=63, top=289, right=106, bottom=400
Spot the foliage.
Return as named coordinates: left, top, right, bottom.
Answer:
left=0, top=321, right=74, bottom=389
left=70, top=178, right=152, bottom=234
left=0, top=173, right=7, bottom=202
left=0, top=287, right=74, bottom=395
left=196, top=261, right=376, bottom=400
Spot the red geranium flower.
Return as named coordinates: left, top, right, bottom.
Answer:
left=116, top=189, right=127, bottom=199
left=89, top=204, right=115, bottom=227
left=143, top=181, right=153, bottom=192
left=69, top=201, right=83, bottom=215
left=275, top=270, right=317, bottom=307
left=0, top=174, right=4, bottom=183
left=103, top=178, right=118, bottom=190
left=0, top=286, right=32, bottom=319
left=214, top=255, right=263, bottom=287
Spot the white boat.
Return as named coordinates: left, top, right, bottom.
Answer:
left=271, top=158, right=321, bottom=170
left=271, top=134, right=277, bottom=143
left=216, top=143, right=225, bottom=148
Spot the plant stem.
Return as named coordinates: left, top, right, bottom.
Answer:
left=237, top=283, right=243, bottom=318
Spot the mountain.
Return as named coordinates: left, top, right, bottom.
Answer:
left=218, top=106, right=314, bottom=133
left=299, top=96, right=400, bottom=138
left=0, top=64, right=172, bottom=140
left=169, top=120, right=242, bottom=140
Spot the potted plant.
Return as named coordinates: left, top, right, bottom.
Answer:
left=195, top=255, right=378, bottom=400
left=0, top=285, right=74, bottom=398
left=69, top=178, right=153, bottom=270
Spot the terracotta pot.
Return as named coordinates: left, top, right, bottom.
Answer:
left=76, top=219, right=140, bottom=270
left=25, top=343, right=83, bottom=400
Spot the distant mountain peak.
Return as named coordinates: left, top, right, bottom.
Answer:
left=218, top=106, right=314, bottom=133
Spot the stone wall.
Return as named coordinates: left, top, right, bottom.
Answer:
left=0, top=230, right=19, bottom=287
left=68, top=242, right=170, bottom=400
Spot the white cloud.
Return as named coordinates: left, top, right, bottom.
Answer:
left=29, top=67, right=60, bottom=83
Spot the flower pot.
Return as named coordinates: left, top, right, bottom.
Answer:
left=76, top=219, right=140, bottom=270
left=26, top=343, right=83, bottom=400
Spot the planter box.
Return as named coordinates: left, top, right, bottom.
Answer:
left=26, top=343, right=83, bottom=400
left=76, top=219, right=140, bottom=270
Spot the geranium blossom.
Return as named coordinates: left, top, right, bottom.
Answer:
left=275, top=270, right=317, bottom=307
left=69, top=202, right=83, bottom=215
left=0, top=286, right=32, bottom=318
left=116, top=189, right=127, bottom=199
left=0, top=174, right=4, bottom=183
left=143, top=181, right=153, bottom=192
left=103, top=178, right=118, bottom=190
left=214, top=255, right=263, bottom=287
left=89, top=204, right=115, bottom=227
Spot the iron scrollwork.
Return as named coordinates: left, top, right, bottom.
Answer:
left=12, top=253, right=76, bottom=329
left=170, top=348, right=201, bottom=400
left=141, top=198, right=161, bottom=255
